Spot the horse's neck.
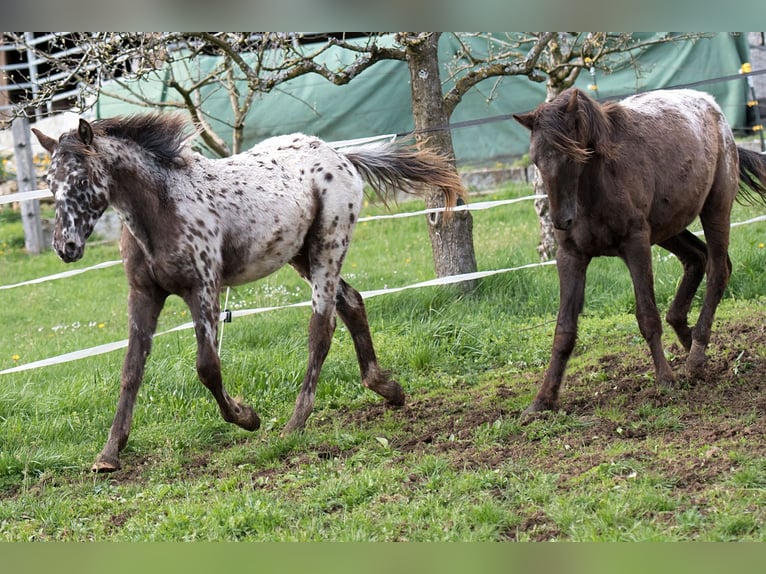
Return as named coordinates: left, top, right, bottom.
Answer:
left=104, top=144, right=176, bottom=257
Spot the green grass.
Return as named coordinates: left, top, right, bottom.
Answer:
left=2, top=182, right=766, bottom=541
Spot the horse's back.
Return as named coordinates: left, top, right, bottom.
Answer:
left=620, top=89, right=731, bottom=148
left=618, top=89, right=739, bottom=241
left=186, top=134, right=364, bottom=286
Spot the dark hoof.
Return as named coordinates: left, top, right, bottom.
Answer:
left=384, top=382, right=405, bottom=408
left=686, top=342, right=707, bottom=380
left=223, top=401, right=261, bottom=431
left=235, top=405, right=261, bottom=432
left=519, top=398, right=558, bottom=422
left=92, top=456, right=121, bottom=473
left=281, top=419, right=307, bottom=436
left=364, top=368, right=405, bottom=406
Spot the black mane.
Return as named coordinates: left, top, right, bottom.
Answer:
left=62, top=113, right=190, bottom=164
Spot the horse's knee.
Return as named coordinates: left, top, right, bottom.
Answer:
left=552, top=329, right=577, bottom=356
left=636, top=311, right=663, bottom=341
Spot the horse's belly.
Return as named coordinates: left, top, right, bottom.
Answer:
left=222, top=231, right=306, bottom=286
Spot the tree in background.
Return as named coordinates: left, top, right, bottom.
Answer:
left=1, top=31, right=559, bottom=282
left=1, top=32, right=711, bottom=269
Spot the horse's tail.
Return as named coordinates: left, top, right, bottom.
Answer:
left=737, top=147, right=766, bottom=205
left=341, top=142, right=466, bottom=211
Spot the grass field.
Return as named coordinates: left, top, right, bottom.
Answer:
left=2, top=181, right=766, bottom=541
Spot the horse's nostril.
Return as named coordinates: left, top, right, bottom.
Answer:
left=58, top=241, right=82, bottom=262
left=554, top=217, right=573, bottom=231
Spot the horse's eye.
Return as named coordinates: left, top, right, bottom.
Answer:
left=77, top=178, right=88, bottom=189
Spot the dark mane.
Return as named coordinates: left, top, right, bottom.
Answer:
left=61, top=113, right=191, bottom=164
left=538, top=88, right=626, bottom=162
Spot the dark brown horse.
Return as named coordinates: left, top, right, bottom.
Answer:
left=33, top=114, right=465, bottom=472
left=514, top=87, right=766, bottom=414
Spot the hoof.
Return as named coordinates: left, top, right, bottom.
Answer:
left=281, top=419, right=306, bottom=436
left=226, top=403, right=261, bottom=431
left=92, top=456, right=120, bottom=473
left=520, top=398, right=558, bottom=422
left=686, top=342, right=707, bottom=380
left=383, top=382, right=406, bottom=408
left=522, top=397, right=558, bottom=414
left=364, top=368, right=405, bottom=406
left=685, top=360, right=706, bottom=381
left=238, top=407, right=261, bottom=432
left=657, top=367, right=677, bottom=388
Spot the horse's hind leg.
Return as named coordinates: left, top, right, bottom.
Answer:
left=658, top=230, right=708, bottom=352
left=284, top=199, right=367, bottom=432
left=687, top=206, right=733, bottom=378
left=283, top=257, right=339, bottom=433
left=186, top=286, right=260, bottom=431
left=336, top=278, right=405, bottom=406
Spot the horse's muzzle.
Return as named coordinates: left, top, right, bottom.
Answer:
left=56, top=241, right=84, bottom=263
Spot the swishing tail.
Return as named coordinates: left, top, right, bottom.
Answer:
left=342, top=142, right=466, bottom=210
left=737, top=147, right=766, bottom=205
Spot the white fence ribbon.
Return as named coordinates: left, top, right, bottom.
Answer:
left=0, top=196, right=546, bottom=291
left=0, top=260, right=557, bottom=375
left=0, top=188, right=53, bottom=205
left=358, top=195, right=546, bottom=223
left=0, top=260, right=122, bottom=290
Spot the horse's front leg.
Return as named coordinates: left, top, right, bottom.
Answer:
left=186, top=287, right=260, bottom=431
left=93, top=285, right=167, bottom=472
left=622, top=238, right=675, bottom=386
left=524, top=249, right=590, bottom=415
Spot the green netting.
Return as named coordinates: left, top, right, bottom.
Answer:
left=96, top=33, right=751, bottom=167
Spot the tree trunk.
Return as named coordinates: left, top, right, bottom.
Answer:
left=532, top=165, right=557, bottom=261
left=405, top=33, right=477, bottom=290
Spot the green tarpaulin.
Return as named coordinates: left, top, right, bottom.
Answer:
left=96, top=33, right=751, bottom=168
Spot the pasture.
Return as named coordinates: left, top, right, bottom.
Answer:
left=1, top=181, right=766, bottom=541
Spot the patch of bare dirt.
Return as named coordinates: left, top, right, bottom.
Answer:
left=328, top=308, right=766, bottom=515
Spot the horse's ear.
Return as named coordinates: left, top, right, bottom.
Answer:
left=78, top=118, right=94, bottom=146
left=513, top=111, right=536, bottom=131
left=32, top=128, right=58, bottom=154
left=566, top=88, right=581, bottom=113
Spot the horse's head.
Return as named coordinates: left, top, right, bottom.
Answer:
left=514, top=88, right=600, bottom=232
left=33, top=119, right=110, bottom=263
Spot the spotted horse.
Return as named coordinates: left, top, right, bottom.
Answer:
left=34, top=114, right=466, bottom=472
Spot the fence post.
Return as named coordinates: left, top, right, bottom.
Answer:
left=11, top=116, right=45, bottom=254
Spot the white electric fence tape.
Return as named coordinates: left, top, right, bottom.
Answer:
left=0, top=196, right=546, bottom=291
left=0, top=259, right=123, bottom=290
left=3, top=205, right=766, bottom=375
left=0, top=260, right=557, bottom=375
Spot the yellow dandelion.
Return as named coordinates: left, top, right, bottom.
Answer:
left=98, top=323, right=105, bottom=328
left=759, top=242, right=765, bottom=249
left=12, top=354, right=20, bottom=362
